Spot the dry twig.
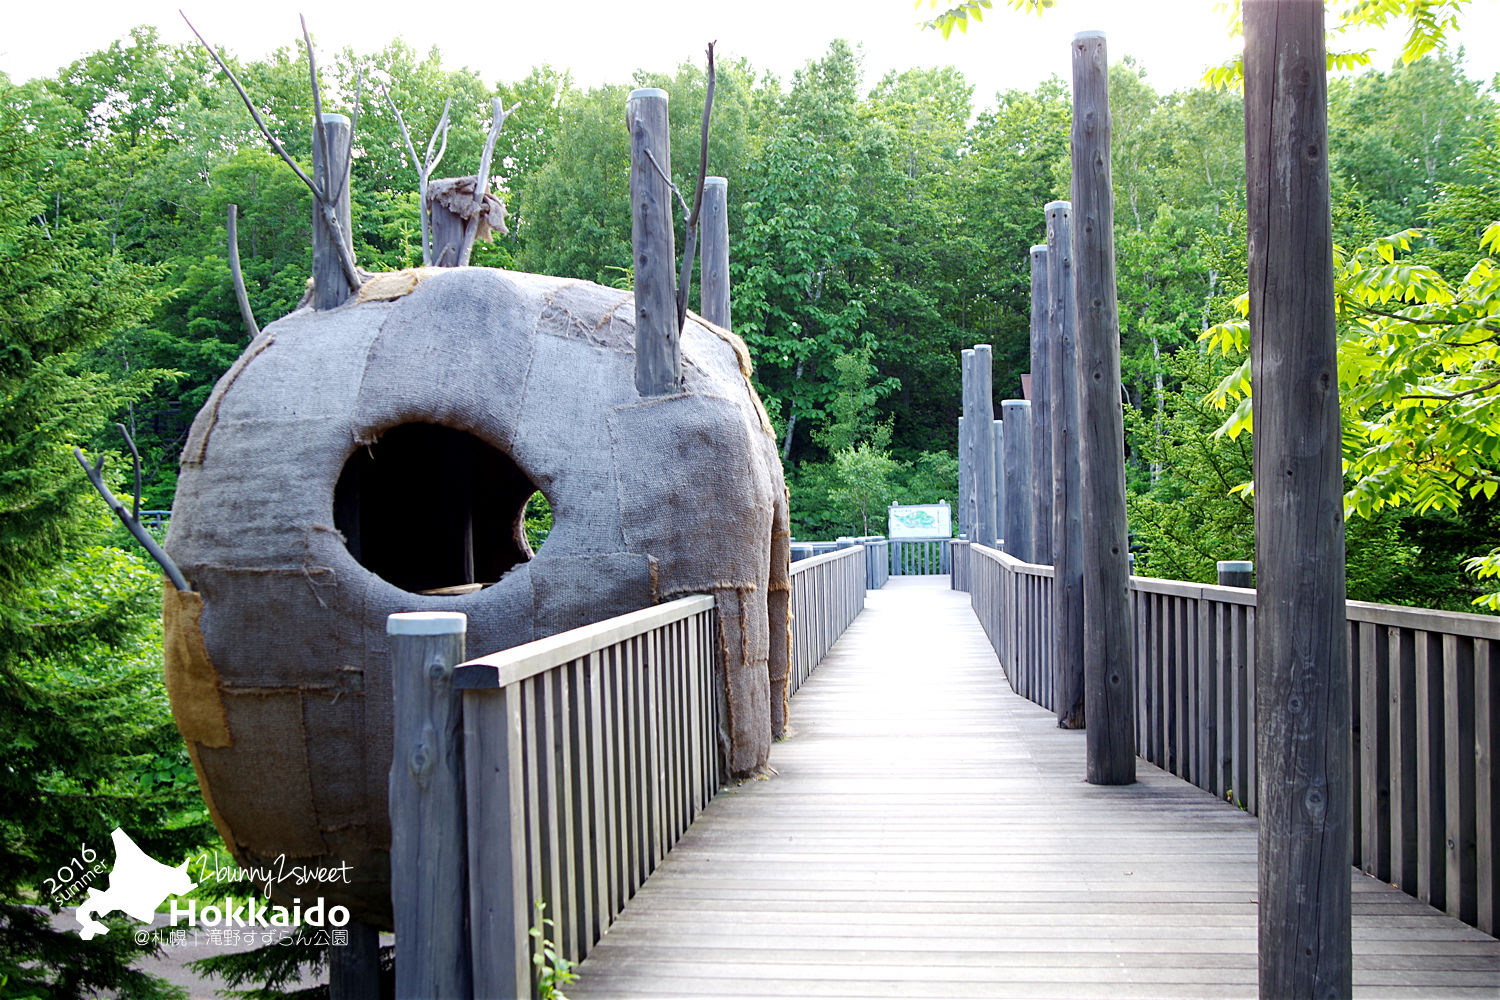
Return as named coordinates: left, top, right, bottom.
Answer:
left=75, top=425, right=190, bottom=591
left=227, top=204, right=260, bottom=338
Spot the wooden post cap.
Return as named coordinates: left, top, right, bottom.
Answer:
left=1074, top=29, right=1107, bottom=43
left=1217, top=560, right=1254, bottom=574
left=629, top=87, right=668, bottom=101
left=386, top=611, right=468, bottom=635
left=705, top=176, right=727, bottom=187
left=319, top=112, right=350, bottom=126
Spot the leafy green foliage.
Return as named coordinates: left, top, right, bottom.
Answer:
left=0, top=73, right=217, bottom=999
left=530, top=902, right=577, bottom=1000
left=1203, top=219, right=1500, bottom=607
left=1203, top=0, right=1478, bottom=88
left=915, top=0, right=1057, bottom=39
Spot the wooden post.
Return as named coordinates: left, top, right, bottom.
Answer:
left=973, top=345, right=999, bottom=549
left=1001, top=400, right=1033, bottom=562
left=1047, top=200, right=1085, bottom=730
left=957, top=415, right=971, bottom=539
left=328, top=921, right=380, bottom=1000
left=1071, top=30, right=1135, bottom=785
left=628, top=88, right=680, bottom=396
left=992, top=419, right=1005, bottom=546
left=388, top=612, right=471, bottom=1000
left=311, top=113, right=353, bottom=310
left=966, top=352, right=978, bottom=539
left=700, top=176, right=731, bottom=329
left=1217, top=560, right=1254, bottom=589
left=1029, top=246, right=1054, bottom=565
left=1244, top=2, right=1352, bottom=994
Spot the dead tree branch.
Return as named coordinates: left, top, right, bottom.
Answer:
left=458, top=97, right=519, bottom=266
left=75, top=426, right=189, bottom=591
left=675, top=42, right=717, bottom=330
left=182, top=11, right=362, bottom=294
left=227, top=204, right=260, bottom=339
left=385, top=87, right=452, bottom=266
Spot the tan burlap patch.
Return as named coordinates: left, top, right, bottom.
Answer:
left=161, top=584, right=232, bottom=748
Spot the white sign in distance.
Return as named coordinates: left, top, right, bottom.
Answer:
left=888, top=503, right=951, bottom=539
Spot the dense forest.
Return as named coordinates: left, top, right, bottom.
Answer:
left=1, top=18, right=1497, bottom=996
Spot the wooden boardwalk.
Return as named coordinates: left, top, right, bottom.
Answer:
left=570, top=578, right=1500, bottom=999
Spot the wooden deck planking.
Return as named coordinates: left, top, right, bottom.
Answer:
left=570, top=578, right=1499, bottom=999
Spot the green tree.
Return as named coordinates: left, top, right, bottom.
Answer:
left=0, top=75, right=211, bottom=998
left=1204, top=222, right=1500, bottom=607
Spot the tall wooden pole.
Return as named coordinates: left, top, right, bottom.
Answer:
left=958, top=415, right=971, bottom=539
left=1029, top=246, right=1054, bottom=565
left=1244, top=2, right=1352, bottom=994
left=1001, top=400, right=1033, bottom=562
left=1047, top=200, right=1085, bottom=730
left=700, top=176, right=732, bottom=329
left=1070, top=31, right=1135, bottom=785
left=961, top=349, right=977, bottom=540
left=311, top=113, right=353, bottom=310
left=628, top=88, right=680, bottom=396
left=992, top=419, right=1005, bottom=545
left=973, top=344, right=999, bottom=549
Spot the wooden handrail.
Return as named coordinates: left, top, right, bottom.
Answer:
left=454, top=595, right=715, bottom=690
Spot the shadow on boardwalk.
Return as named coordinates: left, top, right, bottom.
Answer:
left=570, top=577, right=1500, bottom=999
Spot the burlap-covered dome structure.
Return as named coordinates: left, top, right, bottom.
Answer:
left=163, top=266, right=791, bottom=927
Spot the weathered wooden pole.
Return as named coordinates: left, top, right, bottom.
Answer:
left=961, top=349, right=977, bottom=539
left=973, top=344, right=999, bottom=549
left=1001, top=400, right=1033, bottom=562
left=1217, top=560, right=1254, bottom=589
left=1047, top=200, right=1086, bottom=730
left=992, top=419, right=1005, bottom=545
left=1071, top=30, right=1135, bottom=785
left=328, top=922, right=380, bottom=1000
left=428, top=194, right=466, bottom=268
left=958, top=415, right=971, bottom=539
left=627, top=88, right=680, bottom=396
left=1029, top=246, right=1054, bottom=565
left=1244, top=2, right=1352, bottom=994
left=700, top=176, right=732, bottom=328
left=388, top=611, right=471, bottom=1000
left=311, top=113, right=354, bottom=310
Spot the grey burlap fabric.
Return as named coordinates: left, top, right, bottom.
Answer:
left=164, top=268, right=791, bottom=926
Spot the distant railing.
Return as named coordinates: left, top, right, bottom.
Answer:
left=788, top=545, right=868, bottom=695
left=889, top=538, right=952, bottom=576
left=968, top=543, right=1500, bottom=937
left=793, top=536, right=955, bottom=583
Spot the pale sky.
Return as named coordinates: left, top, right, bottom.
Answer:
left=2, top=1, right=1497, bottom=108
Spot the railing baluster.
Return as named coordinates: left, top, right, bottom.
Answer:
left=1477, top=639, right=1497, bottom=936
left=1442, top=633, right=1478, bottom=926
left=1416, top=630, right=1447, bottom=910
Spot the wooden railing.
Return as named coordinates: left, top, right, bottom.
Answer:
left=387, top=551, right=872, bottom=997
left=889, top=537, right=952, bottom=576
left=387, top=598, right=719, bottom=998
left=788, top=545, right=868, bottom=696
left=968, top=542, right=1500, bottom=937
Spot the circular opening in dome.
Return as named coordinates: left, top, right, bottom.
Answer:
left=333, top=423, right=542, bottom=595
